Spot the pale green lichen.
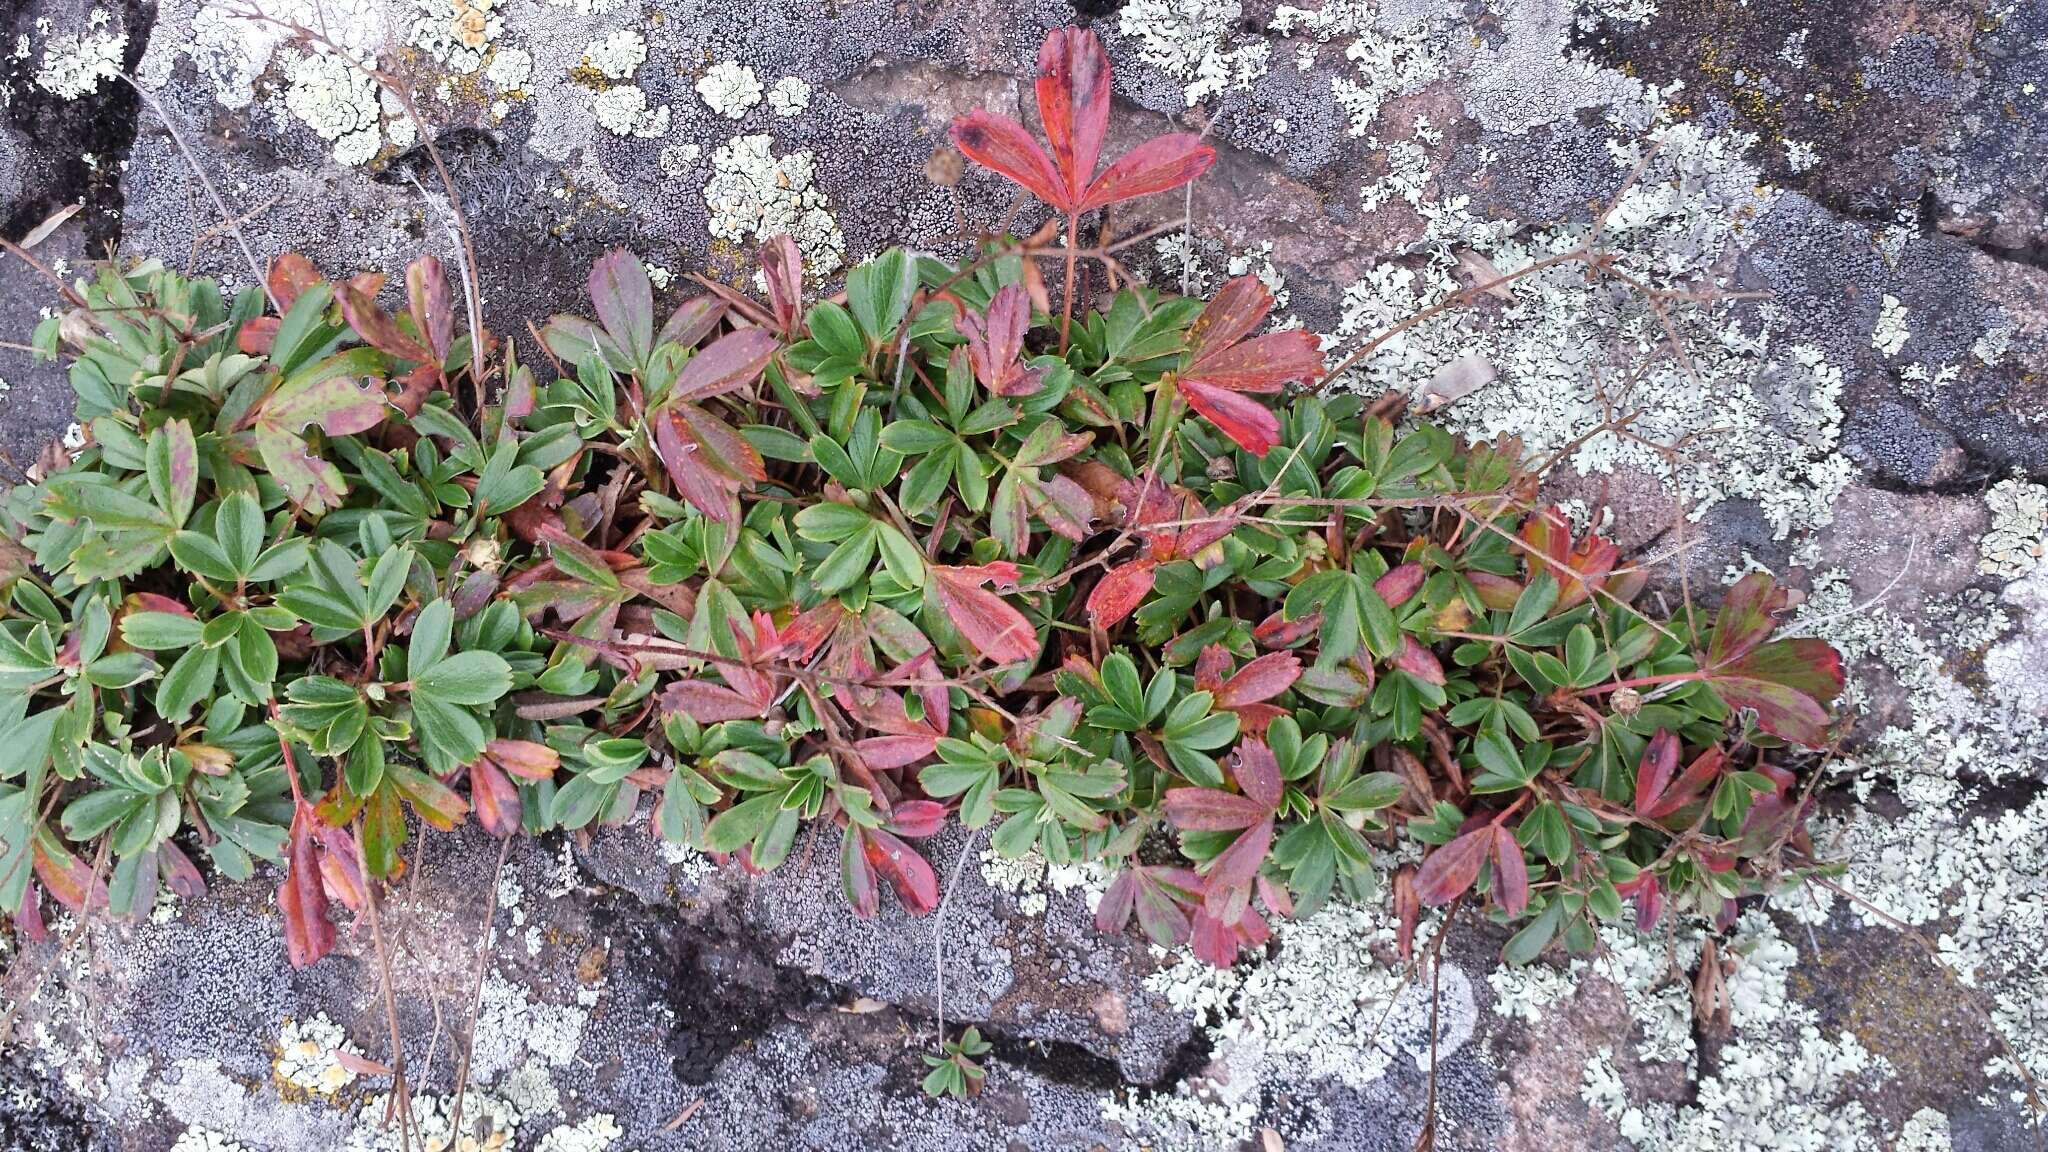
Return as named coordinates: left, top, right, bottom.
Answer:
left=704, top=134, right=844, bottom=275
left=282, top=49, right=384, bottom=166
left=34, top=23, right=126, bottom=99
left=1116, top=0, right=1271, bottom=106
left=274, top=1012, right=360, bottom=1096
left=696, top=60, right=763, bottom=119
left=409, top=0, right=500, bottom=73
left=1980, top=475, right=2048, bottom=580
left=1873, top=293, right=1911, bottom=358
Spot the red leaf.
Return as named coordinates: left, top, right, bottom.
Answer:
left=1726, top=638, right=1845, bottom=703
left=1373, top=563, right=1425, bottom=607
left=338, top=283, right=432, bottom=363
left=1203, top=816, right=1273, bottom=913
left=855, top=734, right=937, bottom=770
left=1491, top=826, right=1528, bottom=916
left=1632, top=728, right=1681, bottom=816
left=1708, top=572, right=1790, bottom=667
left=1212, top=652, right=1301, bottom=709
left=672, top=328, right=778, bottom=404
left=1414, top=826, right=1491, bottom=906
left=930, top=564, right=1040, bottom=665
left=1710, top=674, right=1832, bottom=748
left=405, top=256, right=454, bottom=361
left=1081, top=132, right=1216, bottom=211
left=884, top=800, right=949, bottom=839
left=662, top=678, right=771, bottom=722
left=590, top=249, right=654, bottom=366
left=161, top=840, right=208, bottom=901
left=1467, top=572, right=1523, bottom=611
left=1643, top=745, right=1726, bottom=821
left=1619, top=872, right=1663, bottom=932
left=1186, top=274, right=1274, bottom=356
left=1183, top=330, right=1322, bottom=394
left=237, top=316, right=279, bottom=356
left=949, top=111, right=1069, bottom=211
left=1160, top=787, right=1269, bottom=831
left=33, top=835, right=103, bottom=912
left=658, top=295, right=727, bottom=350
left=267, top=252, right=323, bottom=312
left=1254, top=609, right=1319, bottom=649
left=1036, top=27, right=1112, bottom=207
left=760, top=234, right=803, bottom=336
left=1178, top=377, right=1280, bottom=456
left=1229, top=740, right=1283, bottom=809
left=841, top=825, right=879, bottom=918
left=279, top=805, right=336, bottom=969
left=957, top=285, right=1042, bottom=396
left=865, top=827, right=939, bottom=913
left=1085, top=559, right=1157, bottom=630
left=1392, top=636, right=1446, bottom=686
left=485, top=738, right=560, bottom=781
left=469, top=758, right=522, bottom=837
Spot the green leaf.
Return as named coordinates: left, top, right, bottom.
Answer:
left=121, top=612, right=204, bottom=650
left=807, top=301, right=865, bottom=363
left=413, top=651, right=512, bottom=706
left=145, top=418, right=199, bottom=527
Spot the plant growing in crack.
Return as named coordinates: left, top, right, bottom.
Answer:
left=0, top=22, right=1850, bottom=1112
left=921, top=1025, right=992, bottom=1100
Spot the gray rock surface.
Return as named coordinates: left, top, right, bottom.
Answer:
left=2, top=0, right=2044, bottom=1149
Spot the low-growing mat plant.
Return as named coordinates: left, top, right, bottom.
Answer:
left=0, top=23, right=1846, bottom=1104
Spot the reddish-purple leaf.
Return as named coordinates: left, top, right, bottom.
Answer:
left=1160, top=787, right=1269, bottom=831
left=339, top=283, right=432, bottom=362
left=1710, top=674, right=1833, bottom=748
left=1085, top=560, right=1157, bottom=630
left=1491, top=826, right=1528, bottom=916
left=1707, top=572, right=1789, bottom=667
left=485, top=738, right=560, bottom=781
left=1392, top=636, right=1446, bottom=686
left=1618, top=872, right=1663, bottom=932
left=865, top=827, right=939, bottom=913
left=949, top=111, right=1069, bottom=211
left=1253, top=610, right=1320, bottom=649
left=1630, top=725, right=1679, bottom=815
left=1414, top=826, right=1491, bottom=906
left=161, top=840, right=208, bottom=901
left=930, top=563, right=1039, bottom=665
left=856, top=734, right=937, bottom=770
left=405, top=255, right=454, bottom=361
left=1374, top=563, right=1425, bottom=607
left=1230, top=741, right=1284, bottom=809
left=760, top=234, right=803, bottom=336
left=1178, top=377, right=1281, bottom=456
left=658, top=295, right=727, bottom=350
left=842, top=825, right=879, bottom=918
left=469, top=757, right=521, bottom=837
left=1725, top=638, right=1845, bottom=703
left=1081, top=132, right=1216, bottom=211
left=885, top=800, right=949, bottom=839
left=1202, top=817, right=1275, bottom=917
left=589, top=249, right=655, bottom=368
left=661, top=678, right=770, bottom=722
left=673, top=328, right=777, bottom=403
left=1632, top=728, right=1681, bottom=816
left=279, top=805, right=336, bottom=969
left=957, top=285, right=1042, bottom=396
left=1036, top=27, right=1112, bottom=206
left=1643, top=745, right=1726, bottom=821
left=1212, top=652, right=1301, bottom=709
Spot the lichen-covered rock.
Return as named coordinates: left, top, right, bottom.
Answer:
left=3, top=0, right=2045, bottom=1147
